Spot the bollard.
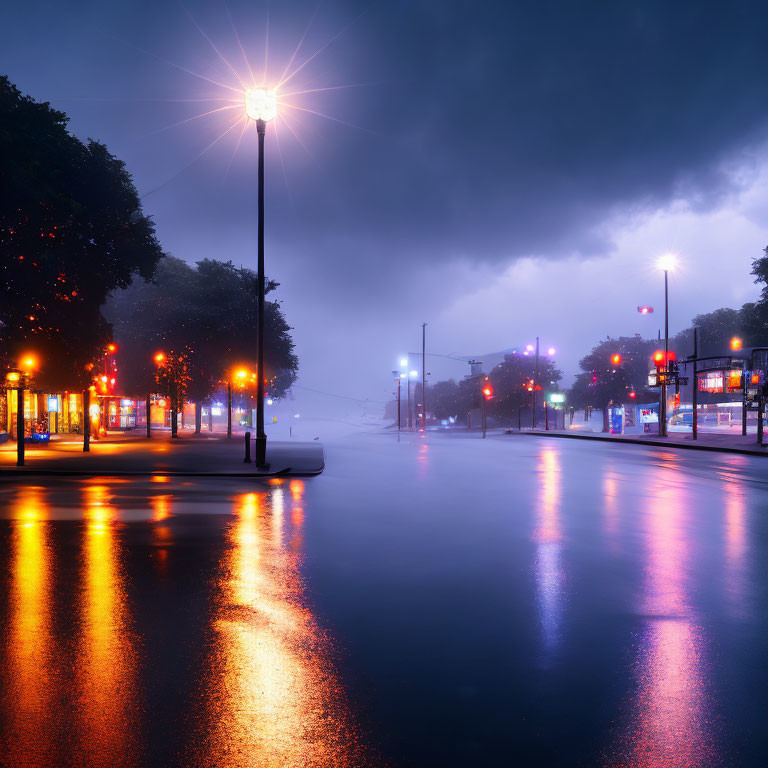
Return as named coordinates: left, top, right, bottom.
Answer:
left=244, top=430, right=251, bottom=463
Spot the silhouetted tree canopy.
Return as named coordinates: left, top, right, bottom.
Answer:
left=569, top=336, right=656, bottom=428
left=488, top=354, right=561, bottom=419
left=426, top=355, right=562, bottom=423
left=105, top=256, right=298, bottom=401
left=0, top=76, right=162, bottom=389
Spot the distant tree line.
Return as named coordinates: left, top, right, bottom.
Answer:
left=424, top=248, right=768, bottom=430
left=0, top=76, right=298, bottom=415
left=566, top=247, right=768, bottom=429
left=427, top=354, right=562, bottom=425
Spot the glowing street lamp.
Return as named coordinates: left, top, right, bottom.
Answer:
left=145, top=351, right=167, bottom=440
left=19, top=354, right=38, bottom=373
left=244, top=89, right=277, bottom=467
left=5, top=368, right=25, bottom=466
left=656, top=252, right=678, bottom=273
left=245, top=89, right=278, bottom=122
left=525, top=339, right=556, bottom=429
left=730, top=336, right=743, bottom=351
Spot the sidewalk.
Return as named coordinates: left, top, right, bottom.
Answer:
left=508, top=427, right=768, bottom=456
left=0, top=431, right=325, bottom=477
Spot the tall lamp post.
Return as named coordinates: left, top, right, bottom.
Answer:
left=657, top=253, right=677, bottom=438
left=525, top=341, right=556, bottom=429
left=244, top=89, right=277, bottom=468
left=5, top=370, right=24, bottom=466
left=407, top=370, right=418, bottom=428
left=397, top=358, right=408, bottom=432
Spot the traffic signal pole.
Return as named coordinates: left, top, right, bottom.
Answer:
left=422, top=323, right=427, bottom=432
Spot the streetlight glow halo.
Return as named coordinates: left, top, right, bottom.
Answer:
left=656, top=252, right=678, bottom=272
left=245, top=88, right=278, bottom=122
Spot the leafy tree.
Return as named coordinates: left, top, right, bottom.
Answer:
left=671, top=307, right=744, bottom=358
left=0, top=76, right=162, bottom=389
left=569, top=336, right=655, bottom=431
left=427, top=379, right=476, bottom=421
left=426, top=354, right=562, bottom=424
left=488, top=354, right=561, bottom=421
left=154, top=349, right=191, bottom=438
left=105, top=257, right=298, bottom=414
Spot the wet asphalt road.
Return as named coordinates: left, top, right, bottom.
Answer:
left=1, top=430, right=767, bottom=767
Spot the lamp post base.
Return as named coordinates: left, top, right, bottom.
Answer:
left=255, top=435, right=268, bottom=468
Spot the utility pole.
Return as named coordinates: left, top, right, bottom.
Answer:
left=692, top=327, right=698, bottom=440
left=421, top=323, right=427, bottom=432
left=407, top=375, right=412, bottom=429
left=661, top=271, right=669, bottom=437
left=392, top=371, right=402, bottom=431
left=531, top=336, right=539, bottom=429
left=742, top=361, right=748, bottom=436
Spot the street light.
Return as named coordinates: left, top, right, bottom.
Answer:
left=656, top=253, right=677, bottom=437
left=407, top=370, right=418, bottom=429
left=5, top=369, right=25, bottom=466
left=730, top=336, right=743, bottom=351
left=525, top=339, right=556, bottom=429
left=244, top=88, right=277, bottom=468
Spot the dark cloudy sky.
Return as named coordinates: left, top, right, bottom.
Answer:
left=4, top=0, right=768, bottom=405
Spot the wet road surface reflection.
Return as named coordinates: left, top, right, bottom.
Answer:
left=0, top=478, right=373, bottom=767
left=1, top=432, right=768, bottom=766
left=187, top=487, right=369, bottom=767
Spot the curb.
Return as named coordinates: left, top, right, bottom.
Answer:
left=0, top=467, right=325, bottom=478
left=510, top=430, right=768, bottom=457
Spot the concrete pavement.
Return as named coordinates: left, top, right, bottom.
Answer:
left=509, top=427, right=768, bottom=456
left=0, top=430, right=324, bottom=476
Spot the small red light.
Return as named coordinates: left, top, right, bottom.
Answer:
left=629, top=390, right=636, bottom=399
left=653, top=351, right=665, bottom=364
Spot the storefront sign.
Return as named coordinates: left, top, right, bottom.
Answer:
left=47, top=396, right=59, bottom=412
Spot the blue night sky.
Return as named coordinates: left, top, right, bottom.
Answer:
left=4, top=0, right=768, bottom=404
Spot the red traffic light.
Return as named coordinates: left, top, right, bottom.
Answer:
left=653, top=350, right=676, bottom=367
left=637, top=306, right=654, bottom=314
left=482, top=386, right=493, bottom=400
left=628, top=390, right=637, bottom=399
left=611, top=353, right=622, bottom=366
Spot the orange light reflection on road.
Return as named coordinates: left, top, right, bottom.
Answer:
left=2, top=487, right=58, bottom=767
left=78, top=485, right=141, bottom=767
left=606, top=465, right=718, bottom=767
left=149, top=494, right=173, bottom=575
left=534, top=447, right=563, bottom=656
left=190, top=488, right=368, bottom=766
